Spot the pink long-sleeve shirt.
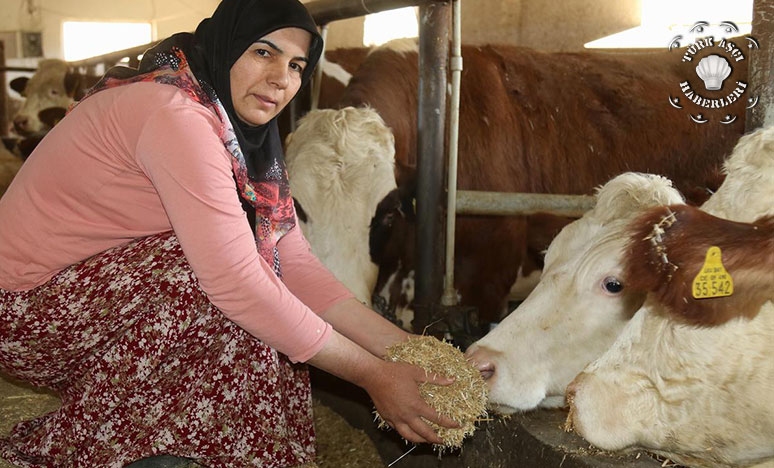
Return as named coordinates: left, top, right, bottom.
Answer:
left=0, top=81, right=353, bottom=362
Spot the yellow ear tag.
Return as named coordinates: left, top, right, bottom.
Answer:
left=692, top=246, right=733, bottom=299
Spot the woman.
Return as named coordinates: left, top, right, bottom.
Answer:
left=0, top=0, right=457, bottom=466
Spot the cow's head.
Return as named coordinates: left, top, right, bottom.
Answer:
left=465, top=172, right=685, bottom=413
left=567, top=206, right=774, bottom=466
left=11, top=60, right=94, bottom=136
left=701, top=124, right=774, bottom=222
left=285, top=106, right=396, bottom=306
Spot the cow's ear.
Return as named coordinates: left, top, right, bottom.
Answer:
left=592, top=172, right=685, bottom=223
left=65, top=72, right=81, bottom=99
left=64, top=72, right=86, bottom=99
left=38, top=107, right=67, bottom=128
left=10, top=77, right=29, bottom=96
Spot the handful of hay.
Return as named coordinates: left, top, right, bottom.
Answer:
left=376, top=335, right=488, bottom=450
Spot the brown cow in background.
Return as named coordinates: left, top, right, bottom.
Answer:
left=10, top=59, right=98, bottom=136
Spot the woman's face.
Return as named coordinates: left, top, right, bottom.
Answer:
left=230, top=27, right=312, bottom=126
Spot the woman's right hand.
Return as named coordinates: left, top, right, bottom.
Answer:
left=362, top=360, right=459, bottom=444
left=307, top=330, right=459, bottom=444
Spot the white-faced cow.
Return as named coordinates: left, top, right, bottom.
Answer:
left=465, top=125, right=774, bottom=413
left=285, top=107, right=396, bottom=306
left=10, top=59, right=98, bottom=136
left=344, top=39, right=741, bottom=326
left=566, top=204, right=774, bottom=468
left=466, top=172, right=684, bottom=411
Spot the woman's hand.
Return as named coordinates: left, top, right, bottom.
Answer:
left=362, top=360, right=459, bottom=444
left=308, top=330, right=458, bottom=444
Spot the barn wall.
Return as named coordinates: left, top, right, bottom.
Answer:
left=464, top=0, right=642, bottom=51
left=318, top=0, right=641, bottom=52
left=321, top=17, right=366, bottom=50
left=1, top=0, right=219, bottom=60
left=1, top=0, right=642, bottom=59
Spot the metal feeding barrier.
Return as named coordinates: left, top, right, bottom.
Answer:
left=304, top=0, right=598, bottom=340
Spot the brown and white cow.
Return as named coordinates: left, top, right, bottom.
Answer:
left=464, top=125, right=774, bottom=412
left=566, top=205, right=774, bottom=468
left=345, top=39, right=741, bottom=325
left=285, top=106, right=396, bottom=306
left=10, top=59, right=98, bottom=136
left=466, top=172, right=684, bottom=410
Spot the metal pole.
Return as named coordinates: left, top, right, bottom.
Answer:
left=414, top=1, right=450, bottom=333
left=441, top=0, right=462, bottom=307
left=456, top=191, right=596, bottom=217
left=311, top=24, right=329, bottom=110
left=746, top=0, right=774, bottom=131
left=305, top=0, right=445, bottom=25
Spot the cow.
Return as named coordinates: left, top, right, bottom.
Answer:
left=464, top=125, right=774, bottom=413
left=338, top=39, right=743, bottom=327
left=285, top=106, right=397, bottom=307
left=565, top=204, right=774, bottom=468
left=10, top=59, right=99, bottom=136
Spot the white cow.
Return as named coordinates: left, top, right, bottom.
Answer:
left=465, top=172, right=684, bottom=411
left=566, top=204, right=774, bottom=467
left=465, top=125, right=774, bottom=413
left=10, top=59, right=98, bottom=136
left=285, top=106, right=396, bottom=306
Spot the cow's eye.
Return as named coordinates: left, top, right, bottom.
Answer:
left=601, top=276, right=623, bottom=294
left=50, top=89, right=59, bottom=96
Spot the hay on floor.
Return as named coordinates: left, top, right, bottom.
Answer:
left=313, top=399, right=384, bottom=468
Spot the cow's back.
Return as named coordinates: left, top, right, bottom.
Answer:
left=340, top=44, right=741, bottom=195
left=337, top=43, right=747, bottom=322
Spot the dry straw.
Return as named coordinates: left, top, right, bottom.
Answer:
left=376, top=335, right=488, bottom=450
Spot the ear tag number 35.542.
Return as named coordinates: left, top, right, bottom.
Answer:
left=692, top=246, right=733, bottom=299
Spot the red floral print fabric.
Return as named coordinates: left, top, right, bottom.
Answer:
left=0, top=232, right=315, bottom=467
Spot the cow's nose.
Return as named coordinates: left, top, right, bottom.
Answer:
left=465, top=346, right=496, bottom=380
left=477, top=361, right=495, bottom=380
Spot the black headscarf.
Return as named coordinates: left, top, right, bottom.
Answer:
left=121, top=0, right=322, bottom=227
left=186, top=0, right=323, bottom=180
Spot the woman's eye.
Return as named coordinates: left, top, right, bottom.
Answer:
left=255, top=48, right=270, bottom=57
left=289, top=62, right=304, bottom=73
left=602, top=276, right=623, bottom=294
